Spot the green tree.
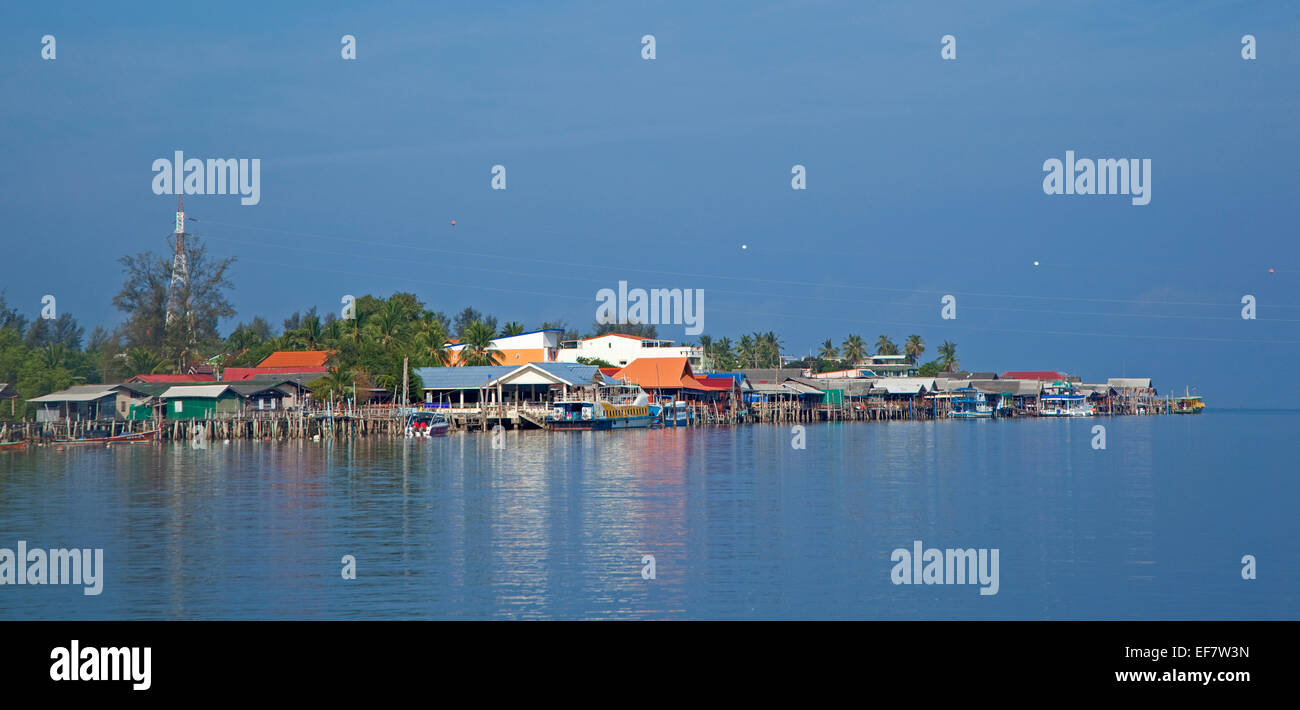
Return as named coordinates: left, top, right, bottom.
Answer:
left=818, top=339, right=839, bottom=361
left=937, top=341, right=959, bottom=372
left=841, top=334, right=866, bottom=363
left=499, top=321, right=526, bottom=337
left=905, top=334, right=925, bottom=364
left=458, top=321, right=503, bottom=366
left=875, top=335, right=898, bottom=356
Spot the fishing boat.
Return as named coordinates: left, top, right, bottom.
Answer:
left=53, top=428, right=159, bottom=445
left=405, top=410, right=450, bottom=437
left=1038, top=381, right=1094, bottom=417
left=548, top=385, right=659, bottom=431
left=0, top=440, right=27, bottom=452
left=948, top=387, right=993, bottom=418
left=657, top=397, right=693, bottom=427
left=1172, top=387, right=1205, bottom=414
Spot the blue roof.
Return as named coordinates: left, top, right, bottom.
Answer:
left=414, top=366, right=515, bottom=389
left=415, top=362, right=615, bottom=389
left=519, top=362, right=606, bottom=385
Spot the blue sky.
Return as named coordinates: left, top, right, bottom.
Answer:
left=2, top=1, right=1297, bottom=405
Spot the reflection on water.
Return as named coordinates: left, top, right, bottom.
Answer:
left=0, top=412, right=1294, bottom=619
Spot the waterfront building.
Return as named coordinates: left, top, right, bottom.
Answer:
left=557, top=334, right=703, bottom=369
left=446, top=329, right=564, bottom=365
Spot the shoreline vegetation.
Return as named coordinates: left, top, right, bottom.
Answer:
left=0, top=235, right=957, bottom=418
left=0, top=235, right=1181, bottom=443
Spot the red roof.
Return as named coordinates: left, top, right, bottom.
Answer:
left=223, top=366, right=328, bottom=381
left=694, top=377, right=737, bottom=392
left=127, top=373, right=216, bottom=383
left=598, top=367, right=621, bottom=377
left=1001, top=371, right=1067, bottom=381
left=256, top=350, right=336, bottom=368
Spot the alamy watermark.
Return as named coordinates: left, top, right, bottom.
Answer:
left=0, top=541, right=103, bottom=595
left=890, top=540, right=999, bottom=595
left=596, top=280, right=703, bottom=335
left=1042, top=151, right=1151, bottom=206
left=50, top=641, right=150, bottom=691
left=152, top=150, right=261, bottom=205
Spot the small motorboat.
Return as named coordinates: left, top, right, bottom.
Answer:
left=405, top=411, right=450, bottom=438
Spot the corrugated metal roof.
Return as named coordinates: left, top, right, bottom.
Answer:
left=414, top=366, right=515, bottom=389
left=1107, top=377, right=1152, bottom=389
left=27, top=384, right=121, bottom=403
left=159, top=385, right=234, bottom=399
left=128, top=373, right=216, bottom=383
left=1002, top=371, right=1067, bottom=381
left=869, top=377, right=936, bottom=394
left=520, top=362, right=605, bottom=385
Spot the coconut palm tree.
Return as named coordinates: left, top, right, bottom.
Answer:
left=841, top=334, right=865, bottom=364
left=818, top=339, right=839, bottom=361
left=713, top=337, right=736, bottom=370
left=367, top=301, right=407, bottom=351
left=499, top=321, right=526, bottom=337
left=938, top=341, right=958, bottom=372
left=697, top=335, right=713, bottom=370
left=759, top=331, right=782, bottom=367
left=410, top=327, right=451, bottom=368
left=290, top=315, right=325, bottom=349
left=737, top=335, right=756, bottom=368
left=458, top=321, right=503, bottom=366
left=905, top=334, right=925, bottom=364
left=124, top=347, right=166, bottom=377
left=875, top=334, right=898, bottom=356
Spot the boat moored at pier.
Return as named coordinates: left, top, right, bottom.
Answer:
left=948, top=387, right=994, bottom=418
left=1038, top=382, right=1094, bottom=417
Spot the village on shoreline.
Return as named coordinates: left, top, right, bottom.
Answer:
left=0, top=327, right=1203, bottom=446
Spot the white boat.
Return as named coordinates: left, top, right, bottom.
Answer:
left=405, top=410, right=450, bottom=437
left=658, top=398, right=692, bottom=427
left=1038, top=381, right=1094, bottom=417
left=948, top=387, right=993, bottom=418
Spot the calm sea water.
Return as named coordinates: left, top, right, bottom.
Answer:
left=0, top=411, right=1295, bottom=620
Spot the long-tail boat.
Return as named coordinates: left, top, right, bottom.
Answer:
left=53, top=429, right=160, bottom=445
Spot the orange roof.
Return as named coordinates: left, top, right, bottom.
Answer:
left=613, top=357, right=708, bottom=390
left=256, top=350, right=336, bottom=368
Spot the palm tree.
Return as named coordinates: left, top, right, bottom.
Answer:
left=938, top=341, right=958, bottom=372
left=291, top=315, right=324, bottom=349
left=124, top=347, right=166, bottom=377
left=410, top=328, right=451, bottom=368
left=697, top=335, right=713, bottom=370
left=759, top=331, right=782, bottom=367
left=311, top=366, right=354, bottom=405
left=737, top=335, right=756, bottom=368
left=458, top=321, right=503, bottom=366
left=905, top=334, right=925, bottom=364
left=499, top=321, right=526, bottom=337
left=410, top=315, right=451, bottom=367
left=818, top=339, right=839, bottom=361
left=367, top=301, right=406, bottom=351
left=841, top=334, right=865, bottom=364
left=875, top=334, right=898, bottom=356
left=714, top=337, right=736, bottom=370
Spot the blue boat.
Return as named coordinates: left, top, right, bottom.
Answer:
left=1039, top=381, right=1094, bottom=417
left=548, top=385, right=659, bottom=431
left=948, top=387, right=993, bottom=418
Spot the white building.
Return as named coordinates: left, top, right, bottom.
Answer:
left=557, top=334, right=703, bottom=368
left=447, top=329, right=563, bottom=365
